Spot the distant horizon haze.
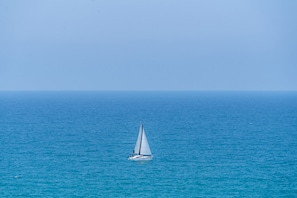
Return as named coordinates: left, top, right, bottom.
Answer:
left=1, top=1, right=297, bottom=91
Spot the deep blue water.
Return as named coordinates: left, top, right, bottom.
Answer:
left=0, top=91, right=297, bottom=197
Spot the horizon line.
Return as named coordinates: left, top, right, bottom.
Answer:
left=0, top=89, right=297, bottom=92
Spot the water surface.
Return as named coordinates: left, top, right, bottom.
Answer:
left=0, top=91, right=296, bottom=197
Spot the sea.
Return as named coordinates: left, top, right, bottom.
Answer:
left=0, top=91, right=296, bottom=197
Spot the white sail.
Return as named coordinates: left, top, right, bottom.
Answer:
left=129, top=122, right=153, bottom=161
left=139, top=128, right=152, bottom=155
left=133, top=123, right=143, bottom=154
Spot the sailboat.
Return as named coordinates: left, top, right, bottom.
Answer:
left=128, top=122, right=153, bottom=161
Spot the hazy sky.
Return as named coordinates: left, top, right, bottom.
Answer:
left=1, top=0, right=296, bottom=90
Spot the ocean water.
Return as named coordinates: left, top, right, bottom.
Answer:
left=0, top=91, right=297, bottom=197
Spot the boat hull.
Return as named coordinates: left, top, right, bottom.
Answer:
left=128, top=155, right=153, bottom=161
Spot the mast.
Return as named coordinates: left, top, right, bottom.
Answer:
left=139, top=123, right=143, bottom=155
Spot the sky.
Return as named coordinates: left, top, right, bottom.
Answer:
left=1, top=0, right=297, bottom=91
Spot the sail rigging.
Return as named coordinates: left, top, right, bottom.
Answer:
left=129, top=122, right=153, bottom=160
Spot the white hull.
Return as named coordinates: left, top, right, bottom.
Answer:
left=128, top=155, right=153, bottom=161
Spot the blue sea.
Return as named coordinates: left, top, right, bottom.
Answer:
left=1, top=91, right=297, bottom=197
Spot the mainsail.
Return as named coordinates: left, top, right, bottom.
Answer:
left=133, top=123, right=152, bottom=156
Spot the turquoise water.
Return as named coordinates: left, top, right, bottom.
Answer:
left=0, top=91, right=297, bottom=197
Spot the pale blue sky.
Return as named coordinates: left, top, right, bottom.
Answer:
left=1, top=0, right=296, bottom=90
